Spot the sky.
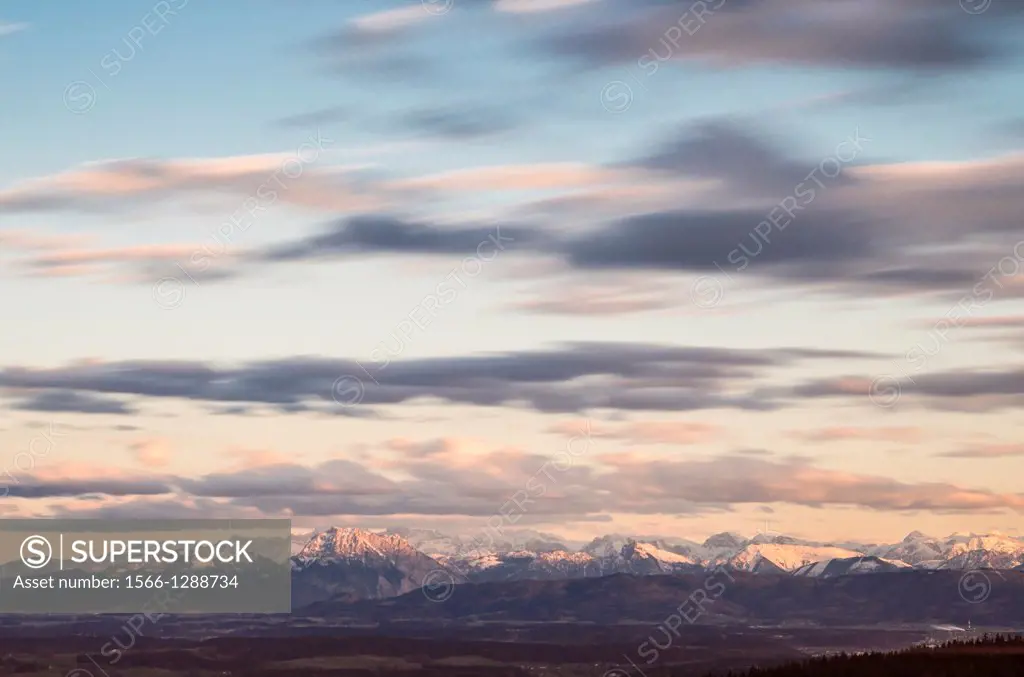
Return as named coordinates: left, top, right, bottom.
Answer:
left=1, top=0, right=1024, bottom=546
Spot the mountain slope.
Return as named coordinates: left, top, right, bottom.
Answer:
left=304, top=570, right=1024, bottom=626
left=291, top=527, right=459, bottom=606
left=792, top=555, right=910, bottom=578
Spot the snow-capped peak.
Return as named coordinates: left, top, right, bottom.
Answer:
left=947, top=533, right=1024, bottom=557
left=582, top=534, right=635, bottom=558
left=626, top=541, right=699, bottom=566
left=295, top=526, right=418, bottom=563
left=723, top=543, right=865, bottom=572
left=702, top=532, right=745, bottom=550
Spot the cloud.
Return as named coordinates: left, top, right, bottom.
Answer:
left=0, top=343, right=875, bottom=415
left=349, top=7, right=435, bottom=33
left=558, top=124, right=1024, bottom=299
left=308, top=6, right=464, bottom=80
left=385, top=437, right=469, bottom=457
left=272, top=106, right=350, bottom=129
left=178, top=459, right=399, bottom=500
left=399, top=106, right=519, bottom=139
left=219, top=448, right=296, bottom=470
left=129, top=438, right=172, bottom=468
left=789, top=426, right=925, bottom=444
left=511, top=183, right=696, bottom=221
left=14, top=119, right=1024, bottom=305
left=547, top=0, right=1004, bottom=71
left=937, top=444, right=1024, bottom=459
left=0, top=230, right=93, bottom=252
left=17, top=447, right=1024, bottom=518
left=803, top=369, right=1024, bottom=411
left=386, top=163, right=628, bottom=192
left=951, top=316, right=1024, bottom=330
left=514, top=289, right=675, bottom=316
left=223, top=119, right=1024, bottom=301
left=257, top=216, right=536, bottom=263
left=0, top=150, right=379, bottom=215
left=796, top=362, right=1024, bottom=412
left=15, top=244, right=208, bottom=281
left=512, top=276, right=682, bottom=316
left=3, top=477, right=171, bottom=499
left=9, top=390, right=135, bottom=415
left=598, top=453, right=1024, bottom=514
left=561, top=207, right=875, bottom=273
left=548, top=419, right=722, bottom=445
left=494, top=0, right=599, bottom=13
left=632, top=119, right=859, bottom=198
left=46, top=497, right=257, bottom=521
left=0, top=22, right=27, bottom=36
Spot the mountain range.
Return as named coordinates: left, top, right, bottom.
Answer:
left=288, top=526, right=1024, bottom=605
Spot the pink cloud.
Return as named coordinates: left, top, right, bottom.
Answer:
left=494, top=0, right=599, bottom=13
left=548, top=419, right=721, bottom=445
left=220, top=447, right=296, bottom=471
left=388, top=163, right=632, bottom=192
left=790, top=426, right=925, bottom=443
left=129, top=438, right=172, bottom=468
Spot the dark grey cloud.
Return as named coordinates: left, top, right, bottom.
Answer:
left=847, top=267, right=981, bottom=291
left=258, top=215, right=541, bottom=262
left=632, top=119, right=860, bottom=197
left=177, top=114, right=1019, bottom=304
left=798, top=368, right=1024, bottom=412
left=46, top=498, right=247, bottom=520
left=896, top=370, right=1024, bottom=399
left=561, top=208, right=876, bottom=272
left=10, top=113, right=1016, bottom=305
left=0, top=343, right=876, bottom=415
left=9, top=390, right=136, bottom=415
left=2, top=478, right=171, bottom=499
left=546, top=0, right=1005, bottom=71
left=558, top=119, right=1021, bottom=297
left=937, top=445, right=1024, bottom=459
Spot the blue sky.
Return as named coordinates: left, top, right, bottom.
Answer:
left=1, top=0, right=1024, bottom=543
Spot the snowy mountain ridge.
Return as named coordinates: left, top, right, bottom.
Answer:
left=290, top=527, right=1024, bottom=579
